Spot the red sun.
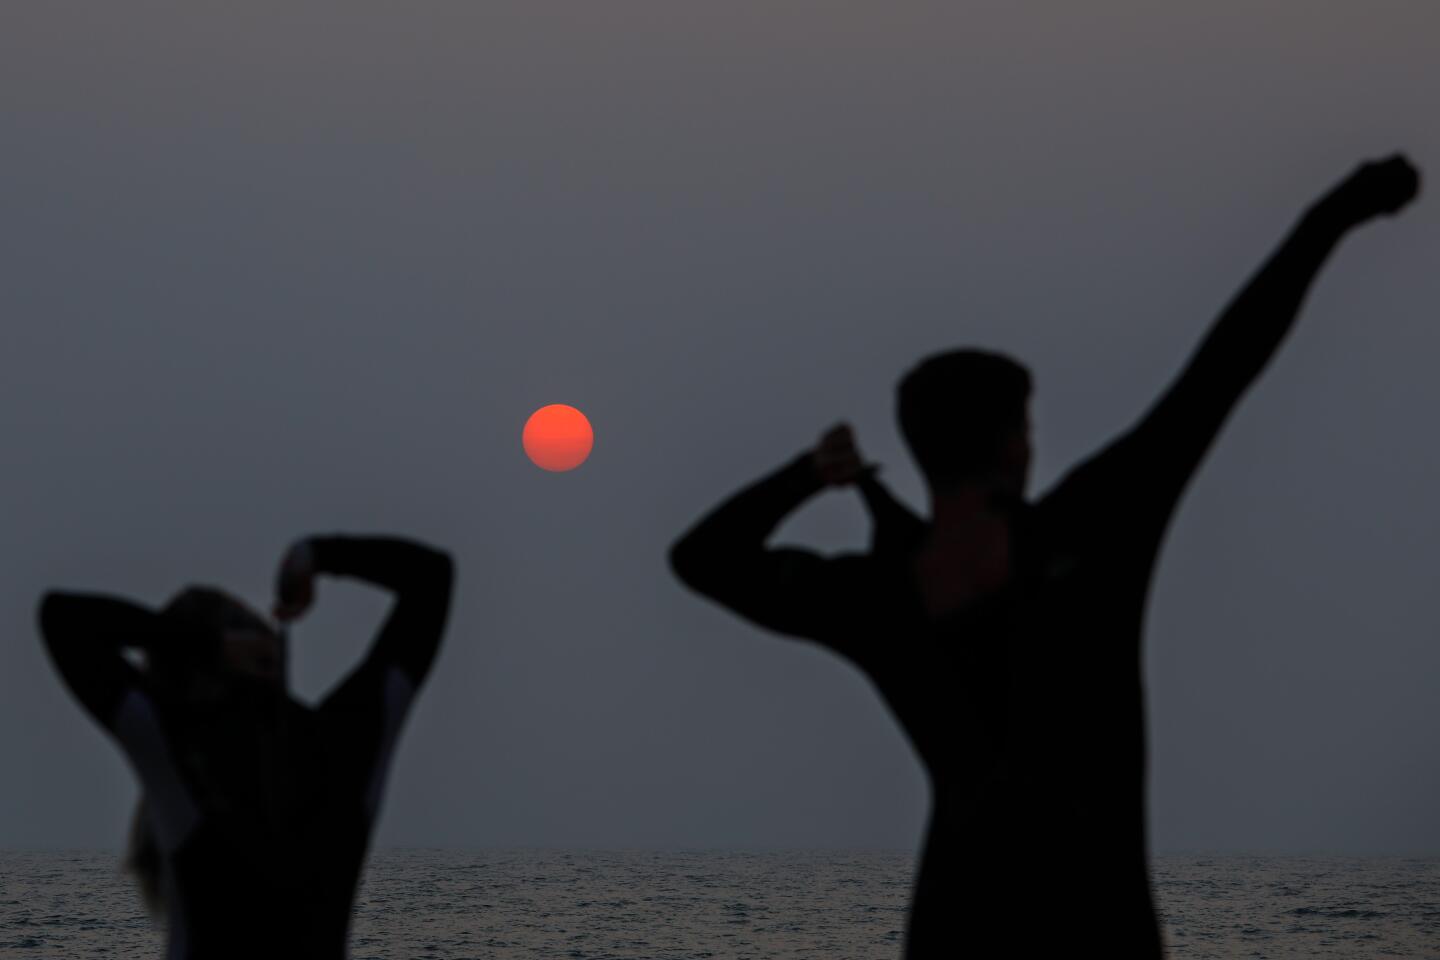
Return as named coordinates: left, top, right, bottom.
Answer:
left=523, top=404, right=594, bottom=472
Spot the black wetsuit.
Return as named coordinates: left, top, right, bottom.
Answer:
left=40, top=536, right=453, bottom=960
left=670, top=199, right=1368, bottom=958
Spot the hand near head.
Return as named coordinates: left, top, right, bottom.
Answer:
left=272, top=539, right=317, bottom=623
left=812, top=423, right=877, bottom=487
left=1317, top=154, right=1421, bottom=226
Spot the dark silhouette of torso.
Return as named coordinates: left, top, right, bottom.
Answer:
left=146, top=670, right=411, bottom=958
left=678, top=442, right=1183, bottom=956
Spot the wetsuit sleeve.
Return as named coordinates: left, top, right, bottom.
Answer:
left=1039, top=201, right=1360, bottom=546
left=311, top=535, right=455, bottom=701
left=670, top=454, right=864, bottom=653
left=37, top=592, right=183, bottom=731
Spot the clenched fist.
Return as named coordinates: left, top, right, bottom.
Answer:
left=812, top=424, right=875, bottom=487
left=272, top=539, right=317, bottom=623
left=1317, top=154, right=1421, bottom=226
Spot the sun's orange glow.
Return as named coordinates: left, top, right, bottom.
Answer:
left=523, top=404, right=594, bottom=472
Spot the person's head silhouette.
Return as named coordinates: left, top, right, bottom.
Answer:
left=898, top=349, right=1033, bottom=499
left=153, top=586, right=288, bottom=702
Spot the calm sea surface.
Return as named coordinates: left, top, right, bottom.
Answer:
left=1, top=850, right=1436, bottom=958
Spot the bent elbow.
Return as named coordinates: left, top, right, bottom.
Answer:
left=668, top=536, right=716, bottom=595
left=36, top=591, right=76, bottom=658
left=37, top=591, right=64, bottom=640
left=667, top=537, right=696, bottom=584
left=424, top=547, right=456, bottom=602
left=430, top=547, right=455, bottom=581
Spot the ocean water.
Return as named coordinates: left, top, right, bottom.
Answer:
left=1, top=850, right=1436, bottom=958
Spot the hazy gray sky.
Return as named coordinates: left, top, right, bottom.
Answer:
left=2, top=1, right=1438, bottom=855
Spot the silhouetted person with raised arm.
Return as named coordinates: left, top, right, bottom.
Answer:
left=39, top=534, right=454, bottom=960
left=670, top=156, right=1419, bottom=958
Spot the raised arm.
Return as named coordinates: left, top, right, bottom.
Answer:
left=37, top=592, right=178, bottom=730
left=275, top=535, right=455, bottom=695
left=670, top=425, right=871, bottom=643
left=1045, top=156, right=1421, bottom=532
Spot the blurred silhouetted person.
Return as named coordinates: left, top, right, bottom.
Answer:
left=39, top=534, right=454, bottom=960
left=670, top=156, right=1419, bottom=958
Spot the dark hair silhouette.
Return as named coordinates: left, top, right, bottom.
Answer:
left=124, top=803, right=164, bottom=914
left=898, top=349, right=1031, bottom=485
left=144, top=588, right=234, bottom=689
left=122, top=586, right=275, bottom=913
